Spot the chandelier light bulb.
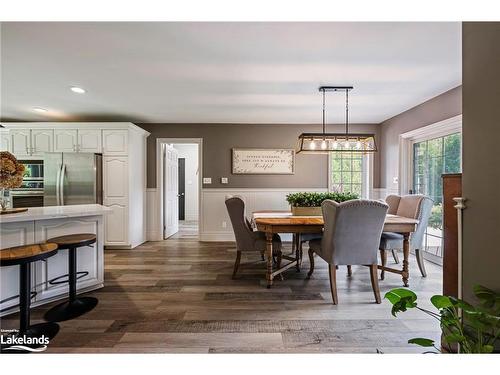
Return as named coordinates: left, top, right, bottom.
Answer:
left=309, top=140, right=316, bottom=150
left=321, top=140, right=327, bottom=150
left=332, top=141, right=338, bottom=149
left=356, top=141, right=362, bottom=149
left=344, top=140, right=350, bottom=149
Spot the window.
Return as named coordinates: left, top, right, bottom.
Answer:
left=330, top=152, right=365, bottom=196
left=412, top=132, right=462, bottom=261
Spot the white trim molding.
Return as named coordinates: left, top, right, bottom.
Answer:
left=398, top=115, right=462, bottom=195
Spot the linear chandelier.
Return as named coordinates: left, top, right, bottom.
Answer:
left=297, top=86, right=377, bottom=154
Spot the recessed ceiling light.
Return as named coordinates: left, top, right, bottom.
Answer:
left=33, top=107, right=48, bottom=113
left=70, top=86, right=86, bottom=94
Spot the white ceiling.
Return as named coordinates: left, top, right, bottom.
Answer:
left=0, top=22, right=461, bottom=124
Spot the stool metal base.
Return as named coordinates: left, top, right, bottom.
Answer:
left=44, top=297, right=98, bottom=322
left=0, top=322, right=59, bottom=353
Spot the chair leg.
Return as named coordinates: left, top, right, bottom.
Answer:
left=392, top=249, right=400, bottom=264
left=415, top=248, right=427, bottom=277
left=379, top=249, right=387, bottom=280
left=369, top=264, right=381, bottom=304
left=307, top=248, right=315, bottom=278
left=347, top=265, right=352, bottom=277
left=260, top=250, right=265, bottom=261
left=232, top=251, right=241, bottom=279
left=328, top=264, right=338, bottom=305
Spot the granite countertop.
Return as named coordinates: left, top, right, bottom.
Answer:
left=0, top=204, right=112, bottom=224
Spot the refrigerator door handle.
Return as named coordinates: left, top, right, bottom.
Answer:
left=55, top=164, right=62, bottom=206
left=59, top=164, right=67, bottom=205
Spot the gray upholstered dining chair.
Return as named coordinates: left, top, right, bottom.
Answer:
left=379, top=194, right=433, bottom=279
left=225, top=197, right=282, bottom=279
left=307, top=199, right=388, bottom=304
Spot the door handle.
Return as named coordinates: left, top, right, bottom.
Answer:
left=59, top=164, right=66, bottom=205
left=177, top=193, right=184, bottom=197
left=56, top=164, right=62, bottom=205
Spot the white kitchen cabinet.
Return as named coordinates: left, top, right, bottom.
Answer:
left=103, top=156, right=129, bottom=199
left=33, top=216, right=103, bottom=301
left=102, top=129, right=128, bottom=155
left=0, top=221, right=36, bottom=311
left=10, top=129, right=31, bottom=156
left=10, top=128, right=54, bottom=157
left=78, top=129, right=102, bottom=153
left=31, top=129, right=54, bottom=156
left=103, top=156, right=129, bottom=246
left=104, top=204, right=128, bottom=245
left=0, top=130, right=11, bottom=152
left=54, top=129, right=78, bottom=152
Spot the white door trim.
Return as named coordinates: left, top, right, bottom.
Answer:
left=398, top=115, right=462, bottom=195
left=156, top=138, right=203, bottom=240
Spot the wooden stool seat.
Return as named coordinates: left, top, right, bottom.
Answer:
left=0, top=243, right=58, bottom=267
left=47, top=233, right=96, bottom=249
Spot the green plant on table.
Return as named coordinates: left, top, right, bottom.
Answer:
left=385, top=285, right=500, bottom=353
left=285, top=192, right=359, bottom=207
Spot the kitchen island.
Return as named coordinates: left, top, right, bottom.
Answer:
left=0, top=204, right=111, bottom=316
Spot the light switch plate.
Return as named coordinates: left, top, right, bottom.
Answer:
left=393, top=176, right=399, bottom=184
left=221, top=177, right=228, bottom=184
left=203, top=177, right=212, bottom=184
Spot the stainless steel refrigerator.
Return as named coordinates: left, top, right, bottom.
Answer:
left=44, top=153, right=103, bottom=206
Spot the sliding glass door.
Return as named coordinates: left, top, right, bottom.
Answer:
left=412, top=132, right=461, bottom=263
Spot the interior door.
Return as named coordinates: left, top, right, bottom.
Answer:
left=178, top=158, right=186, bottom=221
left=163, top=145, right=179, bottom=238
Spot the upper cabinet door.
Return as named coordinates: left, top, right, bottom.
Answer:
left=78, top=129, right=102, bottom=153
left=102, top=130, right=128, bottom=155
left=31, top=129, right=54, bottom=156
left=0, top=131, right=11, bottom=152
left=10, top=129, right=31, bottom=157
left=54, top=129, right=78, bottom=153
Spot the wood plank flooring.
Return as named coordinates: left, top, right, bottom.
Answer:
left=0, top=221, right=442, bottom=353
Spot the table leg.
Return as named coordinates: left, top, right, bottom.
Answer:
left=295, top=233, right=301, bottom=271
left=266, top=232, right=274, bottom=288
left=402, top=233, right=410, bottom=287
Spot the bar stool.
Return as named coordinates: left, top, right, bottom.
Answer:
left=44, top=233, right=98, bottom=322
left=0, top=243, right=60, bottom=350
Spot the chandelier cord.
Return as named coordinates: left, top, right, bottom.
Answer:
left=322, top=88, right=326, bottom=135
left=345, top=88, right=349, bottom=137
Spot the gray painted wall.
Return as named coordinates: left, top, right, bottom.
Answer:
left=137, top=123, right=380, bottom=189
left=462, top=22, right=500, bottom=300
left=379, top=86, right=462, bottom=191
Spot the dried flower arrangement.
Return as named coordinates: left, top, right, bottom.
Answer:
left=0, top=151, right=25, bottom=210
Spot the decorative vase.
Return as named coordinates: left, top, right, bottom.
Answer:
left=0, top=187, right=9, bottom=211
left=291, top=206, right=322, bottom=216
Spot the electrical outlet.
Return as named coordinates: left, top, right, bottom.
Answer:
left=221, top=177, right=228, bottom=184
left=203, top=177, right=212, bottom=184
left=222, top=221, right=227, bottom=228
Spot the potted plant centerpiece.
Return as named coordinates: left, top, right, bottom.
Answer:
left=286, top=191, right=359, bottom=216
left=0, top=151, right=25, bottom=213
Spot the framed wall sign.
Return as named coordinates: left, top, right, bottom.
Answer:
left=232, top=148, right=295, bottom=175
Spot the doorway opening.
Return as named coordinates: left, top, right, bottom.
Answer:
left=157, top=139, right=202, bottom=240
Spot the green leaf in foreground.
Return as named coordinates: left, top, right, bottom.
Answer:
left=385, top=288, right=418, bottom=316
left=408, top=338, right=435, bottom=347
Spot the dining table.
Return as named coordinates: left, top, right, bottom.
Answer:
left=251, top=211, right=419, bottom=288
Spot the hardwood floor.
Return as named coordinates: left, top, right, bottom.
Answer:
left=1, top=224, right=442, bottom=353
